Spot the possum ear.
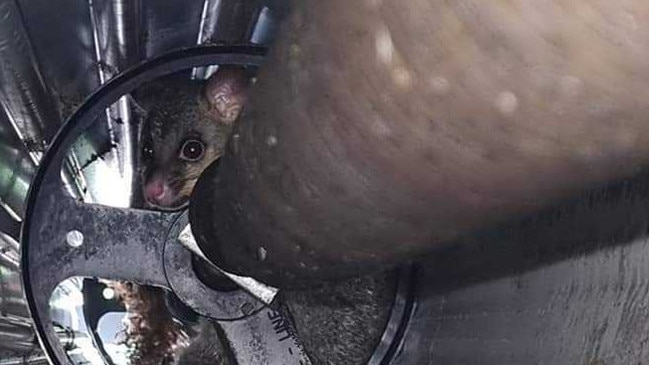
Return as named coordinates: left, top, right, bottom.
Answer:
left=203, top=66, right=249, bottom=125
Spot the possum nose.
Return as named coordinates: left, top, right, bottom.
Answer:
left=144, top=179, right=169, bottom=205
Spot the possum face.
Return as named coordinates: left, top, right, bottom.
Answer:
left=141, top=67, right=249, bottom=209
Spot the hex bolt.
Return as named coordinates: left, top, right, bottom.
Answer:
left=65, top=230, right=84, bottom=248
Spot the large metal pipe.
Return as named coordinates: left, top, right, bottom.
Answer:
left=191, top=0, right=649, bottom=287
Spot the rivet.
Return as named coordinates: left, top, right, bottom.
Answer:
left=66, top=230, right=84, bottom=248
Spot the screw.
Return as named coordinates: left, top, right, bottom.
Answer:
left=66, top=230, right=84, bottom=248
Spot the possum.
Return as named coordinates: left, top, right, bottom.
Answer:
left=139, top=66, right=249, bottom=209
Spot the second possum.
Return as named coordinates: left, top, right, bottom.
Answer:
left=139, top=66, right=249, bottom=209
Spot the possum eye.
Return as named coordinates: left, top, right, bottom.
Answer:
left=179, top=139, right=205, bottom=161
